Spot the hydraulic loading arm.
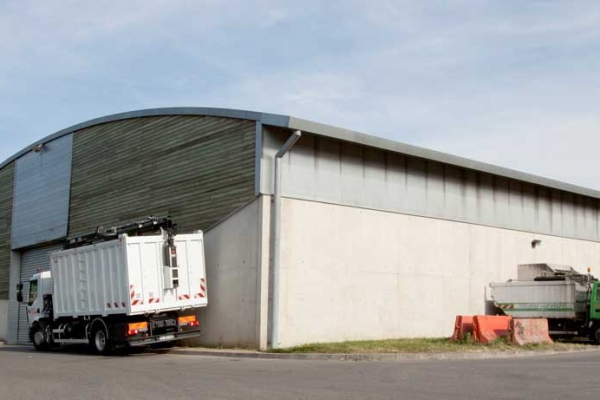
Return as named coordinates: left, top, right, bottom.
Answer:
left=64, top=215, right=177, bottom=249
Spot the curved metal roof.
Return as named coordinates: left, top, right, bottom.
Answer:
left=2, top=106, right=600, bottom=200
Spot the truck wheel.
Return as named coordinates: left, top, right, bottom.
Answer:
left=90, top=323, right=112, bottom=355
left=31, top=326, right=48, bottom=351
left=591, top=327, right=600, bottom=344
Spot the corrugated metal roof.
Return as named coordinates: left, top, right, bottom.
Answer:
left=2, top=106, right=599, bottom=200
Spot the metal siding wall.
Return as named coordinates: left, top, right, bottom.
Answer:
left=261, top=126, right=600, bottom=242
left=0, top=164, right=14, bottom=299
left=68, top=116, right=256, bottom=237
left=11, top=135, right=73, bottom=249
left=16, top=244, right=63, bottom=344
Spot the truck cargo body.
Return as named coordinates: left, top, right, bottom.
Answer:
left=489, top=280, right=586, bottom=319
left=490, top=264, right=600, bottom=341
left=22, top=232, right=207, bottom=353
left=51, top=233, right=207, bottom=317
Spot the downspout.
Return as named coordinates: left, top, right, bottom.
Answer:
left=270, top=130, right=301, bottom=349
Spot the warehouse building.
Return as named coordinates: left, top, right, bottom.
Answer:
left=2, top=107, right=600, bottom=349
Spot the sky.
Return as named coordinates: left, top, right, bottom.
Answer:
left=1, top=1, right=600, bottom=189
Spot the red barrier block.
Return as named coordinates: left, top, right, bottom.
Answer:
left=510, top=318, right=553, bottom=346
left=450, top=315, right=474, bottom=342
left=473, top=315, right=512, bottom=344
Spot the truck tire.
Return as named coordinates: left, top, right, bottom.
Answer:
left=31, top=325, right=48, bottom=351
left=590, top=327, right=600, bottom=345
left=90, top=322, right=112, bottom=355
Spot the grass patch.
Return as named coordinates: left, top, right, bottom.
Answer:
left=269, top=336, right=588, bottom=354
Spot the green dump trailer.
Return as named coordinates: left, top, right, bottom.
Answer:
left=490, top=263, right=600, bottom=342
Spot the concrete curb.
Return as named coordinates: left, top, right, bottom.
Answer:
left=170, top=346, right=600, bottom=362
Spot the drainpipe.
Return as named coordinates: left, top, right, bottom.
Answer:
left=270, top=130, right=301, bottom=349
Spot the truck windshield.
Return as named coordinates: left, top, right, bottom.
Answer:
left=28, top=280, right=38, bottom=306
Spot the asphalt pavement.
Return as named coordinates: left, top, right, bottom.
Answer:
left=1, top=345, right=599, bottom=400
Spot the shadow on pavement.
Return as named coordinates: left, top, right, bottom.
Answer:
left=0, top=344, right=171, bottom=357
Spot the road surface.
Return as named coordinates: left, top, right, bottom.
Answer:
left=1, top=345, right=598, bottom=399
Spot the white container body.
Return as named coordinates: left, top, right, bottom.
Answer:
left=50, top=232, right=207, bottom=319
left=490, top=280, right=580, bottom=319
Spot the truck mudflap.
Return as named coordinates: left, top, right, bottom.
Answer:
left=127, top=329, right=201, bottom=347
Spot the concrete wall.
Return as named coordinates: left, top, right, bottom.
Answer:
left=190, top=197, right=264, bottom=348
left=275, top=197, right=600, bottom=348
left=0, top=300, right=7, bottom=341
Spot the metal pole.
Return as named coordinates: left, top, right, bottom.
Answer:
left=270, top=130, right=301, bottom=349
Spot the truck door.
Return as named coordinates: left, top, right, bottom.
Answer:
left=26, top=279, right=38, bottom=324
left=590, top=282, right=600, bottom=320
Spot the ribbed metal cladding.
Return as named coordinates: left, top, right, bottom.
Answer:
left=16, top=244, right=63, bottom=344
left=68, top=115, right=256, bottom=237
left=261, top=126, right=600, bottom=242
left=0, top=163, right=14, bottom=299
left=11, top=134, right=73, bottom=249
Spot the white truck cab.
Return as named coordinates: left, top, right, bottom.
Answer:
left=24, top=271, right=54, bottom=348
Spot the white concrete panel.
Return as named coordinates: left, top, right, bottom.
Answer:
left=257, top=196, right=271, bottom=350
left=0, top=300, right=7, bottom=341
left=188, top=198, right=261, bottom=348
left=276, top=198, right=600, bottom=348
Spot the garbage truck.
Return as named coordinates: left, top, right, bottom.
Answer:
left=490, top=263, right=600, bottom=342
left=16, top=216, right=208, bottom=354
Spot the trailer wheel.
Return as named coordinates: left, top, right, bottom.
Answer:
left=90, top=323, right=112, bottom=355
left=591, top=327, right=600, bottom=345
left=31, top=325, right=48, bottom=351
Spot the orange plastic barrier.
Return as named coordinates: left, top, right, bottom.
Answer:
left=450, top=315, right=474, bottom=342
left=473, top=315, right=512, bottom=344
left=510, top=318, right=553, bottom=346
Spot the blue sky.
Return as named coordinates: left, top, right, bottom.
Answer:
left=2, top=1, right=600, bottom=189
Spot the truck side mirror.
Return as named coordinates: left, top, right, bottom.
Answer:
left=16, top=283, right=23, bottom=303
